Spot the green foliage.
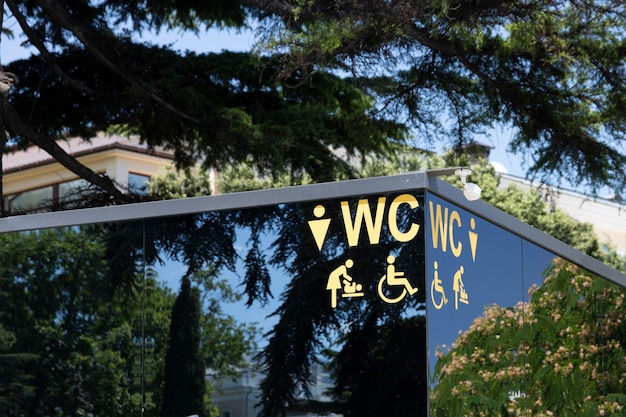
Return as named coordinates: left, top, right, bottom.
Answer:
left=10, top=0, right=626, bottom=200
left=0, top=323, right=37, bottom=415
left=113, top=0, right=248, bottom=30
left=161, top=277, right=206, bottom=417
left=0, top=224, right=257, bottom=417
left=190, top=269, right=259, bottom=383
left=0, top=279, right=37, bottom=416
left=357, top=147, right=445, bottom=178
left=8, top=41, right=403, bottom=186
left=218, top=160, right=310, bottom=193
left=0, top=228, right=136, bottom=417
left=255, top=0, right=626, bottom=193
left=431, top=260, right=626, bottom=416
left=150, top=165, right=215, bottom=199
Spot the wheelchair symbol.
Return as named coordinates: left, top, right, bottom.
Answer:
left=377, top=255, right=418, bottom=304
left=430, top=261, right=448, bottom=309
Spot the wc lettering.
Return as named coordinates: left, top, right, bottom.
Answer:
left=341, top=194, right=420, bottom=247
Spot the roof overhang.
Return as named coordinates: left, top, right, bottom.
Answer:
left=0, top=170, right=624, bottom=287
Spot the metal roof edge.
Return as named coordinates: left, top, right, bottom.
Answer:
left=0, top=171, right=430, bottom=233
left=0, top=170, right=624, bottom=287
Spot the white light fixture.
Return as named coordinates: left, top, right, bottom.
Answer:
left=455, top=168, right=482, bottom=201
left=426, top=167, right=482, bottom=201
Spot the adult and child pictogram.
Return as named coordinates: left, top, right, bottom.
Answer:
left=326, top=259, right=364, bottom=308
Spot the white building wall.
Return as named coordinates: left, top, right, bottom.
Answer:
left=2, top=134, right=174, bottom=194
left=499, top=174, right=626, bottom=255
left=210, top=363, right=336, bottom=417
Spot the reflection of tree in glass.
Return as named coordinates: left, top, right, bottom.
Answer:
left=252, top=196, right=428, bottom=417
left=162, top=277, right=205, bottom=417
left=327, top=316, right=427, bottom=417
left=0, top=228, right=137, bottom=416
left=0, top=227, right=256, bottom=417
left=431, top=259, right=626, bottom=416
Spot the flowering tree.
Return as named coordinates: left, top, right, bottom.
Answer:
left=431, top=259, right=626, bottom=416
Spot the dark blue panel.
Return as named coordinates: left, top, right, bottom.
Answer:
left=426, top=193, right=525, bottom=375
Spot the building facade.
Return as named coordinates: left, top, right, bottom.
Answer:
left=210, top=362, right=337, bottom=417
left=498, top=173, right=626, bottom=255
left=2, top=133, right=175, bottom=213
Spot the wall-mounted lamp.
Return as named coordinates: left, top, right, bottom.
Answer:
left=454, top=168, right=482, bottom=201
left=427, top=167, right=482, bottom=201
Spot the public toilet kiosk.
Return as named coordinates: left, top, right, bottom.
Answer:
left=1, top=169, right=625, bottom=417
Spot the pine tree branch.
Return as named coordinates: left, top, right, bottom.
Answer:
left=0, top=98, right=131, bottom=203
left=34, top=0, right=204, bottom=126
left=5, top=0, right=95, bottom=95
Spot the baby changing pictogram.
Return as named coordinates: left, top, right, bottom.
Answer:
left=326, top=259, right=364, bottom=308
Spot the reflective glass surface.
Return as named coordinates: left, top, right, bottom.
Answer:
left=1, top=189, right=625, bottom=417
left=0, top=191, right=427, bottom=417
left=426, top=193, right=626, bottom=416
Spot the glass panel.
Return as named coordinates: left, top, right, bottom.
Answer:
left=3, top=189, right=624, bottom=417
left=7, top=186, right=53, bottom=213
left=426, top=192, right=626, bottom=417
left=519, top=241, right=626, bottom=416
left=0, top=191, right=428, bottom=417
left=426, top=192, right=526, bottom=415
left=129, top=173, right=150, bottom=194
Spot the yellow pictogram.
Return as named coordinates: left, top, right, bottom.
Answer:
left=468, top=217, right=478, bottom=262
left=429, top=202, right=480, bottom=262
left=453, top=266, right=469, bottom=309
left=430, top=261, right=448, bottom=309
left=428, top=201, right=476, bottom=311
left=312, top=195, right=424, bottom=307
left=326, top=259, right=364, bottom=308
left=377, top=255, right=418, bottom=304
left=308, top=205, right=331, bottom=251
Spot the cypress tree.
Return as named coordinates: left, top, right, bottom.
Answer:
left=161, top=277, right=205, bottom=417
